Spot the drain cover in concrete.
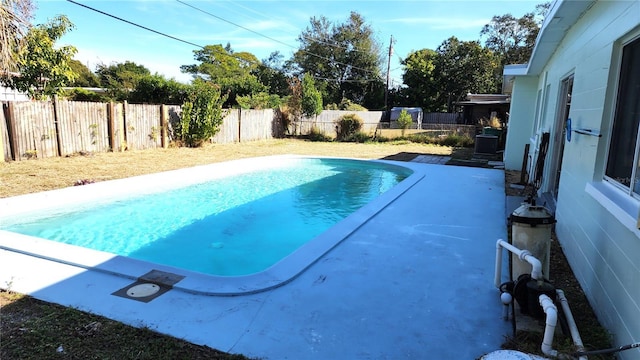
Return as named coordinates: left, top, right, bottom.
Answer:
left=112, top=280, right=171, bottom=303
left=126, top=283, right=160, bottom=298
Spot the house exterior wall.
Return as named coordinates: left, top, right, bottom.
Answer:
left=1, top=86, right=29, bottom=101
left=504, top=76, right=538, bottom=170
left=506, top=1, right=640, bottom=356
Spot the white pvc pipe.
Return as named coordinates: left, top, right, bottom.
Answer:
left=539, top=294, right=558, bottom=357
left=495, top=239, right=544, bottom=288
left=556, top=289, right=588, bottom=360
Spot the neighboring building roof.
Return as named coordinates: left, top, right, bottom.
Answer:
left=455, top=94, right=510, bottom=106
left=514, top=0, right=596, bottom=76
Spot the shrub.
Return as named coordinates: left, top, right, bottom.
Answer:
left=301, top=73, right=323, bottom=116
left=396, top=109, right=413, bottom=136
left=375, top=134, right=390, bottom=143
left=349, top=131, right=371, bottom=143
left=439, top=134, right=474, bottom=147
left=335, top=113, right=363, bottom=141
left=63, top=88, right=110, bottom=102
left=325, top=99, right=368, bottom=111
left=176, top=80, right=228, bottom=147
left=308, top=126, right=332, bottom=142
left=237, top=92, right=283, bottom=109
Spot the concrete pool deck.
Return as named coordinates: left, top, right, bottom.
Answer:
left=0, top=159, right=511, bottom=359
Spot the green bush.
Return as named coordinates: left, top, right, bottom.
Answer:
left=438, top=134, right=474, bottom=147
left=237, top=92, right=283, bottom=109
left=63, top=88, right=110, bottom=102
left=396, top=109, right=413, bottom=136
left=308, top=126, right=332, bottom=142
left=176, top=80, right=228, bottom=147
left=374, top=134, right=391, bottom=143
left=335, top=113, right=363, bottom=141
left=349, top=131, right=371, bottom=143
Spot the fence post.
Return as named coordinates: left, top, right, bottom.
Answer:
left=160, top=104, right=168, bottom=148
left=0, top=103, right=5, bottom=162
left=238, top=108, right=242, bottom=143
left=52, top=95, right=63, bottom=157
left=6, top=102, right=19, bottom=161
left=107, top=102, right=116, bottom=152
left=122, top=100, right=128, bottom=151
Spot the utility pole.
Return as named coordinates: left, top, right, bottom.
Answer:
left=384, top=35, right=394, bottom=111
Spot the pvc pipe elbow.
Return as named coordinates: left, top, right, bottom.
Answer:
left=520, top=250, right=543, bottom=280
left=539, top=294, right=558, bottom=357
left=540, top=295, right=557, bottom=325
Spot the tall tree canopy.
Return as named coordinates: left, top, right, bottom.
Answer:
left=401, top=37, right=500, bottom=112
left=128, top=73, right=189, bottom=105
left=434, top=37, right=500, bottom=112
left=254, top=51, right=290, bottom=98
left=0, top=0, right=33, bottom=75
left=292, top=11, right=384, bottom=108
left=480, top=2, right=550, bottom=66
left=5, top=15, right=77, bottom=99
left=68, top=59, right=99, bottom=87
left=181, top=43, right=267, bottom=107
left=95, top=60, right=150, bottom=100
left=401, top=48, right=438, bottom=111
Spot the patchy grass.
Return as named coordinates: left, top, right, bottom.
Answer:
left=0, top=291, right=251, bottom=360
left=0, top=139, right=452, bottom=198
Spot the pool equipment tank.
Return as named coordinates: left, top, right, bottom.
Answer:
left=509, top=204, right=555, bottom=281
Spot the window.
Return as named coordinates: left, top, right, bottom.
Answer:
left=605, top=36, right=640, bottom=196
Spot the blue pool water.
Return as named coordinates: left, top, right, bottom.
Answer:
left=2, top=158, right=412, bottom=276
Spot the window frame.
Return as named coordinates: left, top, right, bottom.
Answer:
left=603, top=33, right=640, bottom=200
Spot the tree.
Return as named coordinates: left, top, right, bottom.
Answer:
left=95, top=61, right=150, bottom=101
left=181, top=44, right=267, bottom=107
left=401, top=49, right=438, bottom=111
left=285, top=76, right=303, bottom=134
left=301, top=73, right=322, bottom=117
left=177, top=79, right=228, bottom=147
left=236, top=92, right=283, bottom=109
left=128, top=73, right=189, bottom=105
left=5, top=15, right=77, bottom=99
left=433, top=37, right=500, bottom=112
left=0, top=0, right=33, bottom=75
left=480, top=2, right=550, bottom=87
left=253, top=51, right=290, bottom=98
left=396, top=109, right=413, bottom=137
left=68, top=59, right=99, bottom=87
left=292, top=12, right=384, bottom=108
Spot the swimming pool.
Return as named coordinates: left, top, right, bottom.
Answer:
left=0, top=156, right=423, bottom=294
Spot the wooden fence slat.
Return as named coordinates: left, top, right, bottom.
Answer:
left=5, top=100, right=472, bottom=160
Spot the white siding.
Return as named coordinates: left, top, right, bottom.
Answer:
left=504, top=76, right=539, bottom=170
left=0, top=86, right=29, bottom=101
left=509, top=1, right=640, bottom=357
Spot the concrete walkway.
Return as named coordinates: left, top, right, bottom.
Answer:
left=410, top=154, right=451, bottom=165
left=0, top=160, right=510, bottom=359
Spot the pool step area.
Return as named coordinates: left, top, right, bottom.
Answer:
left=111, top=270, right=185, bottom=303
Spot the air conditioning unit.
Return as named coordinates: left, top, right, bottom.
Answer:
left=475, top=135, right=498, bottom=154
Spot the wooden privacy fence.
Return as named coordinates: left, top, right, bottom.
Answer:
left=0, top=100, right=280, bottom=161
left=293, top=110, right=385, bottom=137
left=0, top=99, right=468, bottom=162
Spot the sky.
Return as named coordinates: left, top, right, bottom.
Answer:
left=34, top=0, right=542, bottom=85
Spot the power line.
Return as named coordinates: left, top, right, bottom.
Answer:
left=67, top=0, right=382, bottom=83
left=66, top=0, right=205, bottom=49
left=176, top=0, right=294, bottom=51
left=176, top=0, right=381, bottom=77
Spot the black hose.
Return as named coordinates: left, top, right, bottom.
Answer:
left=573, top=342, right=639, bottom=356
